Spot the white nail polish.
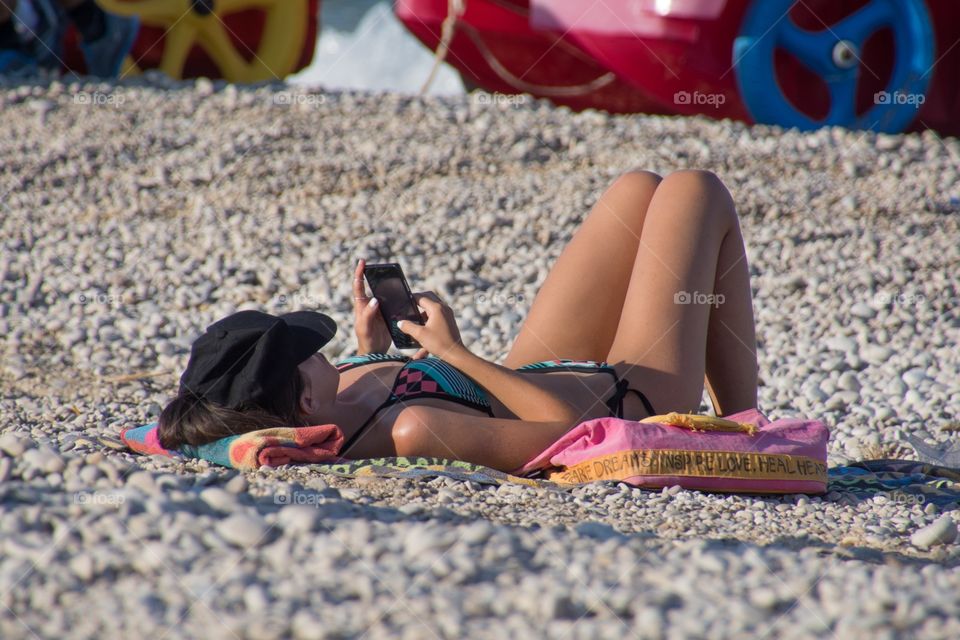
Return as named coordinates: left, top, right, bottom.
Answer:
left=396, top=320, right=404, bottom=330
left=368, top=297, right=378, bottom=308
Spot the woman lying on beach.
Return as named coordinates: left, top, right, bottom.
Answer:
left=159, top=169, right=758, bottom=472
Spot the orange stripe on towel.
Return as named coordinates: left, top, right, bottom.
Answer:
left=546, top=449, right=828, bottom=485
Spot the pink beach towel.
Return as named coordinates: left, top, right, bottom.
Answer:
left=512, top=409, right=829, bottom=494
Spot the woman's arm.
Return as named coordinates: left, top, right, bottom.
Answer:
left=443, top=347, right=581, bottom=423
left=397, top=293, right=582, bottom=424
left=394, top=405, right=574, bottom=472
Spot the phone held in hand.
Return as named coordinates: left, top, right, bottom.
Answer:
left=363, top=262, right=422, bottom=350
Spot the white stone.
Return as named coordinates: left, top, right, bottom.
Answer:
left=902, top=368, right=929, bottom=387
left=200, top=487, right=239, bottom=512
left=277, top=506, right=319, bottom=535
left=0, top=433, right=31, bottom=456
left=910, top=515, right=957, bottom=549
left=216, top=513, right=271, bottom=548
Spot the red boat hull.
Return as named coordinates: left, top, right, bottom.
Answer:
left=395, top=0, right=669, bottom=114
left=544, top=0, right=960, bottom=135
left=400, top=0, right=959, bottom=135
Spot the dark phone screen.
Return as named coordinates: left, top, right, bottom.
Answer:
left=369, top=274, right=420, bottom=324
left=364, top=264, right=422, bottom=347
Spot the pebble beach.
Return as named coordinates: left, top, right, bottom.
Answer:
left=1, top=75, right=960, bottom=639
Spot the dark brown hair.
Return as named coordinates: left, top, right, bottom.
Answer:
left=158, top=372, right=307, bottom=449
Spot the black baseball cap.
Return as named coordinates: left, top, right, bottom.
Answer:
left=179, top=310, right=337, bottom=409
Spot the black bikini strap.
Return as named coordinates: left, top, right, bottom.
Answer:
left=339, top=396, right=393, bottom=456
left=604, top=378, right=629, bottom=417
left=625, top=387, right=656, bottom=417
left=605, top=378, right=656, bottom=418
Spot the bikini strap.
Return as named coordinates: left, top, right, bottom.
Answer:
left=626, top=387, right=657, bottom=417
left=605, top=378, right=656, bottom=418
left=339, top=396, right=395, bottom=455
left=335, top=353, right=410, bottom=372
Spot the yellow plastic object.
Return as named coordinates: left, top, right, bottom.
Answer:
left=639, top=412, right=757, bottom=435
left=97, top=0, right=308, bottom=82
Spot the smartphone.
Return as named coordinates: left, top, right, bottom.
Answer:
left=363, top=262, right=422, bottom=350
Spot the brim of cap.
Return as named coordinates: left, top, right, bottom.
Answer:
left=280, top=311, right=338, bottom=361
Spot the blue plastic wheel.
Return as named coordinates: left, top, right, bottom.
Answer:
left=733, top=0, right=934, bottom=132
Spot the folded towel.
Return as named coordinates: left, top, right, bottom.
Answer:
left=120, top=422, right=345, bottom=471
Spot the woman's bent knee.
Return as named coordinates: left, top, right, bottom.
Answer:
left=661, top=169, right=727, bottom=194
left=603, top=170, right=663, bottom=217
left=656, top=169, right=737, bottom=227
left=619, top=169, right=663, bottom=192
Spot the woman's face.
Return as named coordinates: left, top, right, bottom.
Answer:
left=297, top=352, right=340, bottom=415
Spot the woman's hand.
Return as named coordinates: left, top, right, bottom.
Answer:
left=396, top=292, right=466, bottom=360
left=352, top=258, right=392, bottom=355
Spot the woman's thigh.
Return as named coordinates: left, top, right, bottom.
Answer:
left=607, top=170, right=738, bottom=416
left=503, top=170, right=662, bottom=368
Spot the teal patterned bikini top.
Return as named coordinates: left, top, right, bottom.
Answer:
left=335, top=353, right=493, bottom=415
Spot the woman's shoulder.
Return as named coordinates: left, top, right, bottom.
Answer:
left=335, top=352, right=411, bottom=372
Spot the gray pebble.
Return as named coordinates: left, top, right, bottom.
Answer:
left=277, top=506, right=319, bottom=535
left=216, top=513, right=271, bottom=548
left=200, top=487, right=239, bottom=512
left=885, top=378, right=907, bottom=396
left=23, top=447, right=65, bottom=474
left=224, top=474, right=249, bottom=494
left=861, top=345, right=893, bottom=364
left=574, top=521, right=619, bottom=540
left=290, top=610, right=325, bottom=640
left=824, top=336, right=857, bottom=353
left=837, top=371, right=861, bottom=392
left=68, top=553, right=95, bottom=582
left=126, top=470, right=156, bottom=494
left=849, top=303, right=876, bottom=320
left=0, top=432, right=32, bottom=456
left=910, top=515, right=958, bottom=549
left=902, top=368, right=929, bottom=387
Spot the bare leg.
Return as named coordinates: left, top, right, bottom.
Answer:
left=703, top=212, right=758, bottom=415
left=503, top=170, right=663, bottom=367
left=607, top=170, right=758, bottom=417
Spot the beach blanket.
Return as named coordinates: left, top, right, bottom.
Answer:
left=117, top=424, right=960, bottom=506
left=117, top=418, right=959, bottom=506
left=829, top=460, right=960, bottom=509
left=306, top=456, right=552, bottom=488
left=302, top=458, right=960, bottom=507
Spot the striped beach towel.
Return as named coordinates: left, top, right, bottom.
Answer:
left=120, top=422, right=344, bottom=471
